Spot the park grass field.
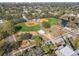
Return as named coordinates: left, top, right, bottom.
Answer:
left=16, top=23, right=41, bottom=32
left=47, top=18, right=58, bottom=25
left=15, top=18, right=58, bottom=32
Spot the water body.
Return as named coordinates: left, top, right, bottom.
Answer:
left=61, top=19, right=69, bottom=27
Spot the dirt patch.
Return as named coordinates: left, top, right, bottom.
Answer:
left=25, top=21, right=38, bottom=27
left=40, top=18, right=48, bottom=23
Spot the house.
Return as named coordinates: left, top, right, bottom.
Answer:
left=22, top=14, right=28, bottom=21
left=0, top=17, right=3, bottom=23
left=38, top=30, right=45, bottom=35
left=77, top=14, right=79, bottom=17
left=63, top=27, right=72, bottom=31
left=75, top=16, right=79, bottom=27
left=55, top=45, right=78, bottom=56
left=69, top=13, right=76, bottom=17
left=54, top=36, right=65, bottom=45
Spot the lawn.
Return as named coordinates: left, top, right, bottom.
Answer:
left=15, top=23, right=41, bottom=32
left=47, top=18, right=58, bottom=25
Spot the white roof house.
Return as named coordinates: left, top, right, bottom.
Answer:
left=0, top=18, right=3, bottom=23
left=22, top=14, right=28, bottom=21
left=69, top=13, right=76, bottom=17
left=77, top=14, right=79, bottom=17
left=55, top=45, right=78, bottom=56
left=67, top=34, right=73, bottom=38
left=54, top=37, right=65, bottom=44
left=38, top=30, right=45, bottom=35
left=64, top=27, right=72, bottom=31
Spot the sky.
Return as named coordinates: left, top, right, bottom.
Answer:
left=0, top=0, right=79, bottom=2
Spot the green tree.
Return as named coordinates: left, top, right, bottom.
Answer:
left=42, top=22, right=51, bottom=28
left=72, top=37, right=79, bottom=49
left=32, top=36, right=43, bottom=46
left=42, top=43, right=56, bottom=55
